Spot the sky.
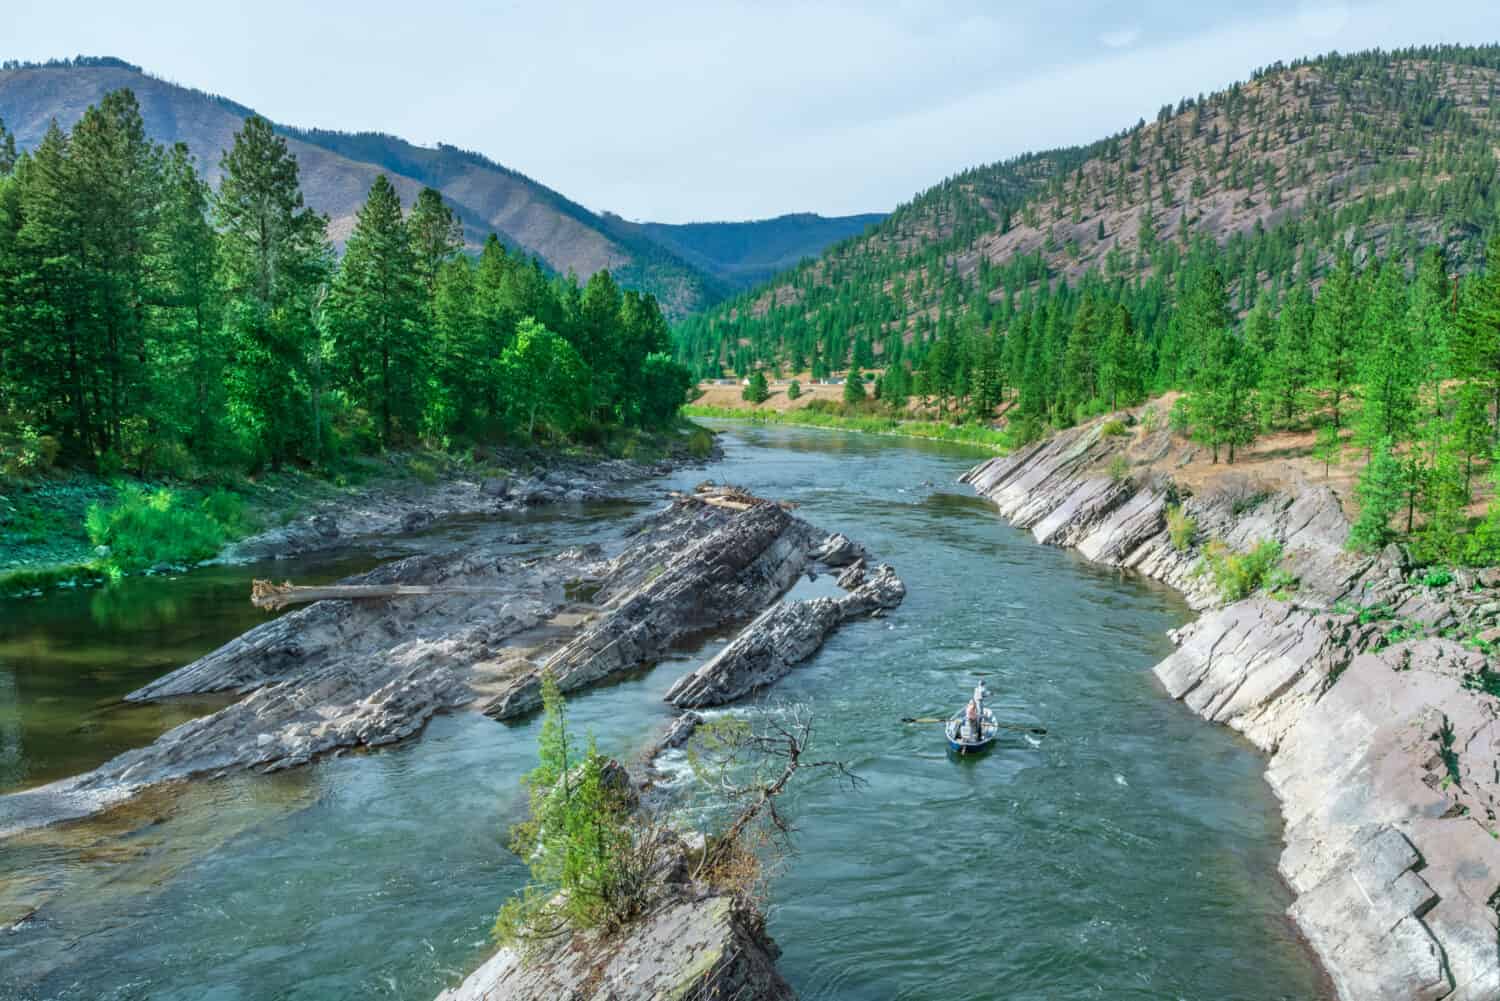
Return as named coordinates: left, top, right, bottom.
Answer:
left=8, top=1, right=1498, bottom=223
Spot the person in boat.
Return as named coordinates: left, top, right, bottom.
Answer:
left=963, top=681, right=989, bottom=743
left=963, top=697, right=981, bottom=742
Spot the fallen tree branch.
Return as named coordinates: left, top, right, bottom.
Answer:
left=250, top=579, right=510, bottom=611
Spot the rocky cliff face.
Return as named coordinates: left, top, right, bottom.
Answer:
left=963, top=421, right=1500, bottom=1001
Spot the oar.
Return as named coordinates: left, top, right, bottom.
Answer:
left=900, top=717, right=1047, bottom=736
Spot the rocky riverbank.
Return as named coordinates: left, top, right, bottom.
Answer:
left=963, top=420, right=1500, bottom=1001
left=218, top=449, right=705, bottom=564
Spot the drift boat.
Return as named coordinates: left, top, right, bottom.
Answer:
left=946, top=680, right=998, bottom=754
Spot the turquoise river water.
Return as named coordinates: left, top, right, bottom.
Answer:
left=0, top=424, right=1329, bottom=1000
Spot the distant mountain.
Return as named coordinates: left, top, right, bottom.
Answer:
left=617, top=212, right=886, bottom=290
left=676, top=44, right=1500, bottom=368
left=0, top=57, right=880, bottom=316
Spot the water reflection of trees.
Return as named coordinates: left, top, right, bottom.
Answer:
left=89, top=583, right=185, bottom=632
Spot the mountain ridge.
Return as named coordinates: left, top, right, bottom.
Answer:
left=675, top=43, right=1500, bottom=371
left=0, top=56, right=884, bottom=316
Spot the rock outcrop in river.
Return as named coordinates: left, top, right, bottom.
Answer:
left=963, top=420, right=1500, bottom=1001
left=436, top=868, right=794, bottom=1001
left=0, top=487, right=900, bottom=844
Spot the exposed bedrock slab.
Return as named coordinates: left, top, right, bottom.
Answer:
left=434, top=889, right=795, bottom=1001
left=0, top=494, right=866, bottom=839
left=664, top=563, right=906, bottom=708
left=483, top=500, right=823, bottom=719
left=964, top=420, right=1500, bottom=1000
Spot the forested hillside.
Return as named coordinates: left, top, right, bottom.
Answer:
left=675, top=45, right=1500, bottom=566
left=0, top=91, right=693, bottom=477
left=0, top=58, right=882, bottom=318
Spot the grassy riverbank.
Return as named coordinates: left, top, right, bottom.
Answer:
left=683, top=403, right=1015, bottom=451
left=1, top=425, right=714, bottom=598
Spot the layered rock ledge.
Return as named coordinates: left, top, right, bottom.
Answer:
left=0, top=488, right=892, bottom=842
left=435, top=885, right=794, bottom=1001
left=963, top=420, right=1500, bottom=1001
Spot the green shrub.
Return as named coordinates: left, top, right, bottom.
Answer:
left=1166, top=505, right=1197, bottom=552
left=1100, top=418, right=1129, bottom=438
left=786, top=380, right=801, bottom=401
left=406, top=456, right=441, bottom=484
left=1418, top=567, right=1454, bottom=588
left=1140, top=406, right=1162, bottom=434
left=742, top=371, right=769, bottom=404
left=1199, top=538, right=1284, bottom=602
left=686, top=428, right=715, bottom=459
left=85, top=486, right=250, bottom=572
left=1106, top=454, right=1131, bottom=482
left=493, top=676, right=647, bottom=951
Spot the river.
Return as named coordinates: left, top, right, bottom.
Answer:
left=0, top=424, right=1329, bottom=1000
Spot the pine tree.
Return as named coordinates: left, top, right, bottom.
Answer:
left=1179, top=266, right=1229, bottom=385
left=429, top=256, right=483, bottom=434
left=1188, top=322, right=1257, bottom=463
left=1061, top=295, right=1102, bottom=415
left=1453, top=234, right=1500, bottom=440
left=148, top=143, right=222, bottom=453
left=406, top=186, right=462, bottom=299
left=328, top=175, right=425, bottom=443
left=1312, top=253, right=1362, bottom=430
left=843, top=366, right=866, bottom=406
left=1355, top=261, right=1417, bottom=452
left=1098, top=304, right=1141, bottom=409
left=743, top=369, right=769, bottom=404
left=0, top=116, right=15, bottom=175
left=215, top=115, right=330, bottom=466
left=1348, top=438, right=1403, bottom=551
left=1261, top=281, right=1313, bottom=427
left=68, top=89, right=159, bottom=455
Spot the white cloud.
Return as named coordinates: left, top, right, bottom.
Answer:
left=1100, top=27, right=1142, bottom=49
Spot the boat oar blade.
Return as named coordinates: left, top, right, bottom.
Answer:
left=902, top=716, right=1046, bottom=735
left=993, top=722, right=1048, bottom=735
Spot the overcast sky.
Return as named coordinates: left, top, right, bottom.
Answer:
left=9, top=1, right=1498, bottom=222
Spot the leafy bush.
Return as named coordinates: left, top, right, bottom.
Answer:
left=85, top=486, right=249, bottom=572
left=786, top=380, right=801, bottom=401
left=1106, top=454, right=1131, bottom=482
left=686, top=428, right=715, bottom=459
left=1198, top=539, right=1284, bottom=602
left=1140, top=406, right=1162, bottom=434
left=1418, top=567, right=1454, bottom=588
left=406, top=456, right=441, bottom=484
left=1100, top=418, right=1129, bottom=438
left=1166, top=505, right=1197, bottom=552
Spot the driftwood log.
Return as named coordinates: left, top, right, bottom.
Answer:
left=250, top=579, right=510, bottom=611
